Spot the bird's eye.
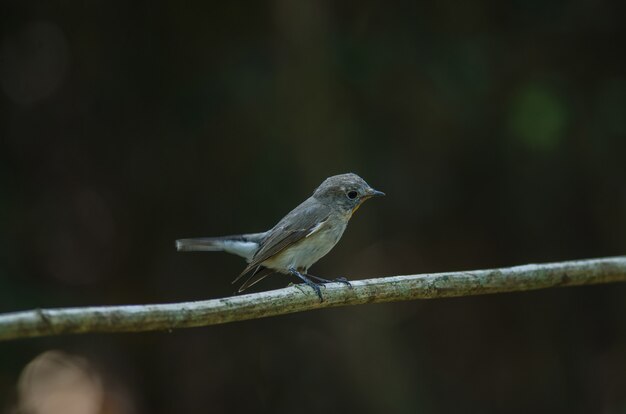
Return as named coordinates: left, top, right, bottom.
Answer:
left=347, top=190, right=358, bottom=200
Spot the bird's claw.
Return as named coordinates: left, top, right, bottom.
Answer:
left=309, top=283, right=324, bottom=303
left=333, top=276, right=352, bottom=287
left=305, top=273, right=352, bottom=288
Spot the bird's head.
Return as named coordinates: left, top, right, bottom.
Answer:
left=313, top=173, right=385, bottom=216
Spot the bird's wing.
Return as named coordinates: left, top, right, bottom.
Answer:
left=237, top=266, right=275, bottom=292
left=234, top=199, right=331, bottom=280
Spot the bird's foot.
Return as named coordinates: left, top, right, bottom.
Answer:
left=333, top=276, right=352, bottom=287
left=289, top=268, right=324, bottom=302
left=306, top=273, right=352, bottom=288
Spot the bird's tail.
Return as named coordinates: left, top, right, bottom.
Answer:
left=175, top=232, right=266, bottom=262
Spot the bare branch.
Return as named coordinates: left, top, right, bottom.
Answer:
left=1, top=256, right=625, bottom=342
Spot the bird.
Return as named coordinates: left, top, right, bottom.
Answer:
left=176, top=173, right=384, bottom=301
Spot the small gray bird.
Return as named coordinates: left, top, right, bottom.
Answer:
left=176, top=173, right=384, bottom=301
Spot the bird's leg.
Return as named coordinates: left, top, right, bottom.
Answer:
left=306, top=273, right=352, bottom=288
left=288, top=267, right=324, bottom=302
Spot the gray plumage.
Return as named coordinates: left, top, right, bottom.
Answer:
left=176, top=173, right=384, bottom=294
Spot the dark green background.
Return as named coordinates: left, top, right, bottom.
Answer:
left=1, top=1, right=625, bottom=413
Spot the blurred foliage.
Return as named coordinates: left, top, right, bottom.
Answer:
left=508, top=83, right=568, bottom=152
left=1, top=0, right=625, bottom=413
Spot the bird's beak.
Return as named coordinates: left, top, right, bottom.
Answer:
left=350, top=187, right=385, bottom=217
left=366, top=188, right=386, bottom=198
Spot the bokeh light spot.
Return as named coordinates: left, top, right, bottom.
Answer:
left=508, top=83, right=568, bottom=152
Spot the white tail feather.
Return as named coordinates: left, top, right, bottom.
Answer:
left=175, top=233, right=266, bottom=262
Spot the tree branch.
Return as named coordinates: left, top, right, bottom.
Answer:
left=1, top=256, right=625, bottom=342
